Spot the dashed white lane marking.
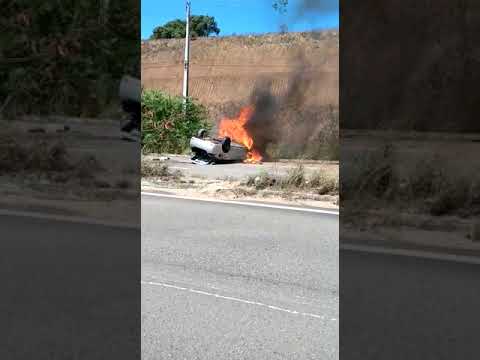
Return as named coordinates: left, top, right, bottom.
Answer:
left=142, top=192, right=339, bottom=216
left=141, top=280, right=336, bottom=321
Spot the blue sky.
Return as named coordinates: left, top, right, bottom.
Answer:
left=141, top=0, right=339, bottom=39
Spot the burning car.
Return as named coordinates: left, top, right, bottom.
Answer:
left=190, top=129, right=248, bottom=164
left=190, top=106, right=263, bottom=164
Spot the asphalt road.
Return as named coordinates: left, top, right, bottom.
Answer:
left=142, top=194, right=339, bottom=360
left=341, top=250, right=480, bottom=360
left=1, top=214, right=140, bottom=360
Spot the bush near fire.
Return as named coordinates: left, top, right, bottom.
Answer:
left=141, top=90, right=265, bottom=163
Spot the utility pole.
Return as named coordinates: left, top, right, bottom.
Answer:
left=182, top=0, right=191, bottom=108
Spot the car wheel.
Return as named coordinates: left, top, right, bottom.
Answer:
left=197, top=129, right=207, bottom=138
left=221, top=137, right=231, bottom=153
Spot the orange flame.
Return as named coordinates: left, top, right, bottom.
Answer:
left=218, top=106, right=262, bottom=163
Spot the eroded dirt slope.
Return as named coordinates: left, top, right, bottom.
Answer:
left=141, top=31, right=338, bottom=118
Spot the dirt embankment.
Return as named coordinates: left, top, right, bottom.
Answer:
left=342, top=0, right=480, bottom=132
left=141, top=31, right=338, bottom=119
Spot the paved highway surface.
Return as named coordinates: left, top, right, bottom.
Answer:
left=5, top=199, right=478, bottom=359
left=341, top=249, right=480, bottom=360
left=1, top=214, right=140, bottom=360
left=142, top=194, right=339, bottom=359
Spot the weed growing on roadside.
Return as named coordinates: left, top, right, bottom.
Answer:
left=245, top=165, right=338, bottom=195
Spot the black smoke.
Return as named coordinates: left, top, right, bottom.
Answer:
left=276, top=0, right=339, bottom=33
left=294, top=0, right=338, bottom=18
left=244, top=53, right=333, bottom=160
left=235, top=1, right=340, bottom=160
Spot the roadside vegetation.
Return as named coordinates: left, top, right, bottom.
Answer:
left=0, top=133, right=135, bottom=191
left=0, top=133, right=97, bottom=183
left=245, top=165, right=339, bottom=195
left=150, top=15, right=220, bottom=39
left=141, top=157, right=339, bottom=206
left=141, top=161, right=182, bottom=181
left=141, top=90, right=211, bottom=154
left=1, top=1, right=139, bottom=118
left=342, top=144, right=480, bottom=217
left=0, top=134, right=71, bottom=174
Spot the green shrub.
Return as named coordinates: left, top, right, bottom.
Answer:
left=141, top=90, right=211, bottom=154
left=1, top=1, right=139, bottom=117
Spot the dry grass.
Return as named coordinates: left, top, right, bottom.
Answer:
left=142, top=31, right=338, bottom=62
left=342, top=143, right=480, bottom=217
left=141, top=161, right=182, bottom=180
left=0, top=135, right=71, bottom=174
left=0, top=134, right=112, bottom=189
left=245, top=165, right=339, bottom=195
left=309, top=170, right=339, bottom=195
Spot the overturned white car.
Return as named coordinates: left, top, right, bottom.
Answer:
left=190, top=129, right=248, bottom=164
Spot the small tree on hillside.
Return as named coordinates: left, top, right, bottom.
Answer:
left=272, top=0, right=288, bottom=14
left=151, top=15, right=220, bottom=39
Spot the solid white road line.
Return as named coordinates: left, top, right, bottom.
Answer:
left=141, top=280, right=336, bottom=321
left=0, top=208, right=139, bottom=229
left=141, top=192, right=339, bottom=216
left=341, top=243, right=480, bottom=265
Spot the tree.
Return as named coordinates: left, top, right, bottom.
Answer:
left=151, top=19, right=186, bottom=39
left=151, top=15, right=220, bottom=39
left=1, top=0, right=139, bottom=117
left=272, top=0, right=288, bottom=14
